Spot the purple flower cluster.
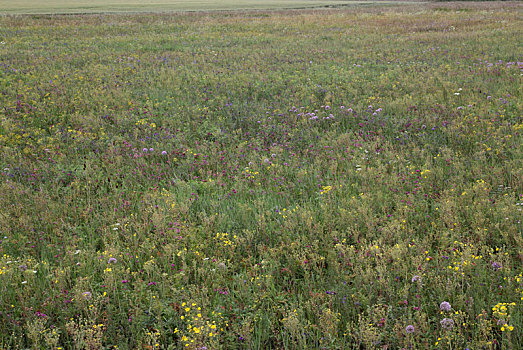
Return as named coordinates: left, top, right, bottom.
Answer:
left=440, top=301, right=451, bottom=312
left=440, top=318, right=454, bottom=330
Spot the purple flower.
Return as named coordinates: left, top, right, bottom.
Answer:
left=411, top=275, right=421, bottom=283
left=440, top=318, right=454, bottom=330
left=108, top=257, right=117, bottom=264
left=491, top=262, right=502, bottom=270
left=149, top=148, right=154, bottom=152
left=405, top=325, right=415, bottom=334
left=142, top=148, right=148, bottom=152
left=162, top=151, right=167, bottom=155
left=82, top=292, right=92, bottom=299
left=440, top=301, right=451, bottom=312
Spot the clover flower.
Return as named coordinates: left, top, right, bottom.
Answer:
left=440, top=301, right=451, bottom=312
left=440, top=318, right=454, bottom=330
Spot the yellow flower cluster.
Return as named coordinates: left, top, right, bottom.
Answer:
left=176, top=302, right=221, bottom=347
left=243, top=167, right=259, bottom=180
left=277, top=206, right=298, bottom=219
left=492, top=302, right=516, bottom=332
left=214, top=232, right=236, bottom=247
left=320, top=185, right=332, bottom=195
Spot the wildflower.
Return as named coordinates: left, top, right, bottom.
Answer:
left=149, top=148, right=154, bottom=152
left=405, top=325, right=415, bottom=334
left=143, top=148, right=148, bottom=152
left=440, top=318, right=454, bottom=330
left=162, top=151, right=167, bottom=155
left=491, top=262, right=502, bottom=270
left=108, top=257, right=117, bottom=264
left=82, top=292, right=92, bottom=299
left=440, top=301, right=451, bottom=312
left=411, top=275, right=421, bottom=282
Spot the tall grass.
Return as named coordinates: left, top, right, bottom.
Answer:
left=0, top=2, right=521, bottom=349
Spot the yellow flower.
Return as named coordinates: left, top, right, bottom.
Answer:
left=193, top=327, right=200, bottom=334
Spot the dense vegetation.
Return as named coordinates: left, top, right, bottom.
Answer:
left=0, top=2, right=521, bottom=349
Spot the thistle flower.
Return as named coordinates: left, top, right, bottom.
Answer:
left=440, top=318, right=454, bottom=330
left=405, top=325, right=415, bottom=334
left=440, top=301, right=451, bottom=312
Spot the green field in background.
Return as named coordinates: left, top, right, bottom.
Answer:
left=0, top=0, right=404, bottom=14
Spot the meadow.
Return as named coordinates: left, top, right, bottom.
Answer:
left=0, top=0, right=397, bottom=14
left=0, top=1, right=522, bottom=349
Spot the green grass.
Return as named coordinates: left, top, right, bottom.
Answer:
left=0, top=0, right=406, bottom=14
left=0, top=1, right=522, bottom=349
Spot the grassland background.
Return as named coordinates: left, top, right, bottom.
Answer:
left=0, top=1, right=522, bottom=349
left=0, top=0, right=409, bottom=14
